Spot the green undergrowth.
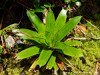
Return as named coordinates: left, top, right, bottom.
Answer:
left=1, top=40, right=99, bottom=75
left=69, top=22, right=100, bottom=75
left=70, top=40, right=100, bottom=74
left=0, top=22, right=100, bottom=75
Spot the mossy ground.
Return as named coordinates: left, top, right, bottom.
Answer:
left=69, top=21, right=100, bottom=75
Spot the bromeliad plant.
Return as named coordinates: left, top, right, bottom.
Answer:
left=16, top=8, right=83, bottom=71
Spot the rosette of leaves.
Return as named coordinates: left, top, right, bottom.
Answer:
left=16, top=8, right=83, bottom=71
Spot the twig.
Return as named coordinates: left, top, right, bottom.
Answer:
left=18, top=8, right=24, bottom=25
left=71, top=37, right=100, bottom=40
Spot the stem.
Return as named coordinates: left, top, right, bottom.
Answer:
left=71, top=37, right=100, bottom=40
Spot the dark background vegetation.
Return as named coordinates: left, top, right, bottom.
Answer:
left=0, top=0, right=100, bottom=29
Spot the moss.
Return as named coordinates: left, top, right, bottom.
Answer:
left=69, top=22, right=100, bottom=75
left=0, top=67, right=23, bottom=75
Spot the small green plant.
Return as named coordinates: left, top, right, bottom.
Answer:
left=0, top=23, right=18, bottom=36
left=0, top=23, right=18, bottom=52
left=16, top=8, right=83, bottom=71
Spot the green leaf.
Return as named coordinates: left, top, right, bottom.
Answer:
left=27, top=10, right=45, bottom=33
left=17, top=33, right=47, bottom=45
left=64, top=0, right=70, bottom=3
left=38, top=49, right=53, bottom=67
left=16, top=29, right=47, bottom=44
left=16, top=46, right=40, bottom=59
left=54, top=42, right=83, bottom=57
left=53, top=61, right=59, bottom=70
left=46, top=55, right=56, bottom=69
left=64, top=40, right=82, bottom=46
left=16, top=33, right=32, bottom=40
left=46, top=8, right=55, bottom=34
left=19, top=29, right=39, bottom=38
left=53, top=16, right=82, bottom=43
left=45, top=8, right=55, bottom=46
left=44, top=3, right=52, bottom=7
left=35, top=7, right=44, bottom=12
left=55, top=9, right=67, bottom=34
left=72, top=0, right=77, bottom=2
left=19, top=28, right=45, bottom=40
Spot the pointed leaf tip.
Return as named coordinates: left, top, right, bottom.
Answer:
left=54, top=16, right=82, bottom=42
left=27, top=10, right=45, bottom=33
